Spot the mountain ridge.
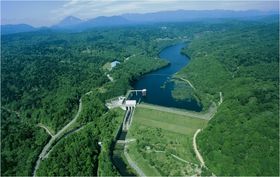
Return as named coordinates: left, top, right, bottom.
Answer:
left=1, top=9, right=278, bottom=34
left=1, top=24, right=36, bottom=35
left=52, top=16, right=83, bottom=29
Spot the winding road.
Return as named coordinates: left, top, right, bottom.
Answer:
left=193, top=129, right=205, bottom=167
left=33, top=96, right=84, bottom=176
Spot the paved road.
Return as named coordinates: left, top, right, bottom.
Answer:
left=54, top=98, right=82, bottom=138
left=45, top=125, right=86, bottom=158
left=33, top=97, right=83, bottom=176
left=124, top=145, right=147, bottom=177
left=122, top=106, right=146, bottom=177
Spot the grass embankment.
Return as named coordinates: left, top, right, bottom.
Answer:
left=126, top=107, right=208, bottom=176
left=138, top=103, right=216, bottom=120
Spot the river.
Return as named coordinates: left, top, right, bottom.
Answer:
left=131, top=43, right=202, bottom=111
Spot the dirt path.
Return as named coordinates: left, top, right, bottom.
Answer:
left=38, top=124, right=54, bottom=137
left=178, top=77, right=196, bottom=90
left=218, top=91, right=223, bottom=105
left=171, top=154, right=198, bottom=166
left=153, top=149, right=198, bottom=166
left=1, top=107, right=21, bottom=118
left=138, top=103, right=216, bottom=120
left=106, top=74, right=114, bottom=82
left=193, top=129, right=205, bottom=167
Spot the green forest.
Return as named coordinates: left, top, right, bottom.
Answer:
left=1, top=26, right=179, bottom=176
left=178, top=20, right=279, bottom=175
left=1, top=17, right=279, bottom=176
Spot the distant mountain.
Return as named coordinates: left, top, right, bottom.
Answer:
left=2, top=10, right=279, bottom=34
left=85, top=16, right=130, bottom=27
left=79, top=16, right=130, bottom=29
left=121, top=10, right=278, bottom=23
left=52, top=16, right=83, bottom=29
left=52, top=10, right=278, bottom=32
left=1, top=24, right=36, bottom=35
left=51, top=15, right=130, bottom=31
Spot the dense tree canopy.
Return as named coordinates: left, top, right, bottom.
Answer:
left=1, top=18, right=278, bottom=176
left=1, top=24, right=185, bottom=175
left=178, top=20, right=279, bottom=176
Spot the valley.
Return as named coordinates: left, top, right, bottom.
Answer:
left=1, top=9, right=279, bottom=177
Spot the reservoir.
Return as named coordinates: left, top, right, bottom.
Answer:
left=131, top=43, right=202, bottom=111
left=112, top=43, right=202, bottom=176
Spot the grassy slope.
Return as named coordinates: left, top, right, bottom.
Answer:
left=127, top=107, right=207, bottom=176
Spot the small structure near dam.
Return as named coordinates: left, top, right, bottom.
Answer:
left=105, top=97, right=136, bottom=111
left=105, top=96, right=126, bottom=109
left=106, top=89, right=146, bottom=110
left=106, top=89, right=146, bottom=130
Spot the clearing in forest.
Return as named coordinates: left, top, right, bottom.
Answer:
left=126, top=107, right=208, bottom=176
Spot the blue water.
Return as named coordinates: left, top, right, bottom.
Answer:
left=131, top=43, right=202, bottom=111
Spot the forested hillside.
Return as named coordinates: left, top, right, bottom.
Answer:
left=2, top=19, right=278, bottom=176
left=2, top=23, right=214, bottom=175
left=1, top=26, right=182, bottom=176
left=178, top=21, right=279, bottom=175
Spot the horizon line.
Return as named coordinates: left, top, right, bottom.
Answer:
left=1, top=8, right=279, bottom=28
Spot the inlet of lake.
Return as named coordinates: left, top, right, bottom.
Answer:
left=131, top=43, right=202, bottom=111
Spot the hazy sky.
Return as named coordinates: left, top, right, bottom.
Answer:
left=1, top=0, right=279, bottom=27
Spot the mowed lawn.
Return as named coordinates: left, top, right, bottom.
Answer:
left=126, top=107, right=208, bottom=176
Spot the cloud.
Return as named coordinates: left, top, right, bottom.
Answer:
left=52, top=0, right=279, bottom=21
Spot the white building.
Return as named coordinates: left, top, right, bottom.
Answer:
left=111, top=61, right=120, bottom=68
left=125, top=100, right=136, bottom=107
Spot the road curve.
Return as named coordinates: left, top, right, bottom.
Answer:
left=33, top=98, right=83, bottom=176
left=193, top=129, right=205, bottom=167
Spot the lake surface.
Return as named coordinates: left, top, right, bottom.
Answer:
left=131, top=43, right=202, bottom=111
